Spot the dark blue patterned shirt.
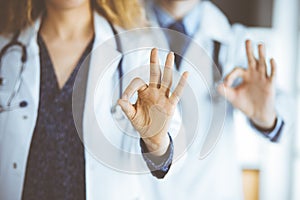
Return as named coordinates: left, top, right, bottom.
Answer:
left=22, top=35, right=94, bottom=200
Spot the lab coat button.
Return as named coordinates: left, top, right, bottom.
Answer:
left=0, top=77, right=6, bottom=85
left=13, top=162, right=17, bottom=169
left=23, top=115, right=28, bottom=120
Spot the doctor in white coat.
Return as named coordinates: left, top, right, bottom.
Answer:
left=0, top=0, right=188, bottom=199
left=124, top=0, right=288, bottom=199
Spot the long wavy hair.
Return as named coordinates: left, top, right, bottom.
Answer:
left=0, top=0, right=145, bottom=34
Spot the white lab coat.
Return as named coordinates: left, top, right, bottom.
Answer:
left=0, top=4, right=290, bottom=200
left=133, top=1, right=290, bottom=200
left=0, top=12, right=184, bottom=200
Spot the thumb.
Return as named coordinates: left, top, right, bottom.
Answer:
left=217, top=83, right=236, bottom=103
left=118, top=99, right=136, bottom=120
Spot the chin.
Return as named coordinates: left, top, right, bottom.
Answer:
left=46, top=0, right=90, bottom=9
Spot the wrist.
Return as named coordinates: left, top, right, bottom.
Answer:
left=142, top=132, right=170, bottom=156
left=251, top=112, right=277, bottom=131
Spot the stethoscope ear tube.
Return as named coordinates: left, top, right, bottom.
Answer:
left=0, top=30, right=28, bottom=112
left=108, top=23, right=124, bottom=99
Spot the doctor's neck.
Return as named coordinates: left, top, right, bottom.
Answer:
left=156, top=0, right=200, bottom=20
left=40, top=0, right=94, bottom=41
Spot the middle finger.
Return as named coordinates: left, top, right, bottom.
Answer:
left=161, top=52, right=174, bottom=95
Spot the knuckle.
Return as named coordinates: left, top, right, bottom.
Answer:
left=132, top=77, right=142, bottom=82
left=249, top=61, right=256, bottom=67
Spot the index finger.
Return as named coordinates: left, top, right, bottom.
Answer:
left=121, top=78, right=147, bottom=100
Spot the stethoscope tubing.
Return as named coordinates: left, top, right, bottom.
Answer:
left=0, top=31, right=28, bottom=112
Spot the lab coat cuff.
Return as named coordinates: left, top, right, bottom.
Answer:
left=140, top=133, right=173, bottom=179
left=249, top=116, right=285, bottom=142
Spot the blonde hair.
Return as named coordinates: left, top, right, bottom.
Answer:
left=0, top=0, right=146, bottom=34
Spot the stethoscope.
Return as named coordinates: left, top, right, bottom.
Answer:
left=109, top=24, right=127, bottom=121
left=0, top=31, right=28, bottom=113
left=0, top=24, right=125, bottom=116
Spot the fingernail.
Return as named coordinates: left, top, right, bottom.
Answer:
left=184, top=71, right=189, bottom=78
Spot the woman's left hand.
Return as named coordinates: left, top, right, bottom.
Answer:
left=118, top=48, right=188, bottom=156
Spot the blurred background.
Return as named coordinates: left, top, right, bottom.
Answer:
left=211, top=0, right=299, bottom=199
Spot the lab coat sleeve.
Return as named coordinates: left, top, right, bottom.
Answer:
left=140, top=133, right=174, bottom=179
left=249, top=114, right=284, bottom=142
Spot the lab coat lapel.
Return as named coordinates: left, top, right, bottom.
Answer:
left=83, top=14, right=150, bottom=200
left=17, top=18, right=41, bottom=114
left=83, top=12, right=121, bottom=143
left=193, top=1, right=232, bottom=44
left=180, top=1, right=234, bottom=85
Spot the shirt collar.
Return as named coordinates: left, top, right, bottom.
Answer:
left=153, top=3, right=203, bottom=37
